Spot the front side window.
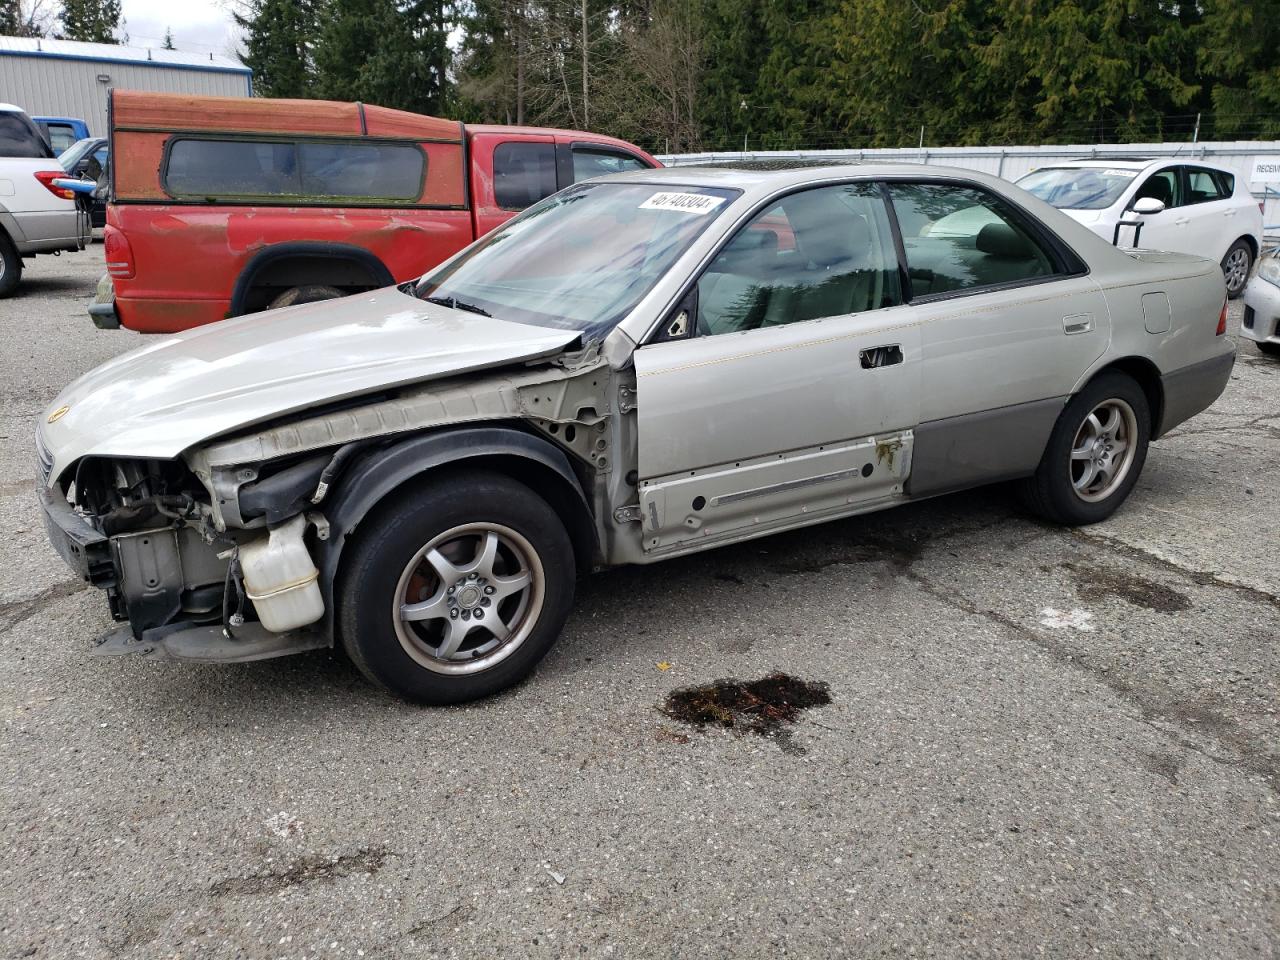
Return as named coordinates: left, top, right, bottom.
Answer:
left=417, top=182, right=739, bottom=340
left=572, top=149, right=648, bottom=183
left=696, top=182, right=902, bottom=336
left=1185, top=167, right=1228, bottom=204
left=493, top=142, right=557, bottom=210
left=164, top=138, right=425, bottom=202
left=0, top=112, right=53, bottom=159
left=1132, top=168, right=1181, bottom=209
left=887, top=182, right=1058, bottom=296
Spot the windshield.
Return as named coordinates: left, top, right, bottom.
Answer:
left=58, top=138, right=96, bottom=171
left=415, top=182, right=740, bottom=340
left=1018, top=167, right=1138, bottom=210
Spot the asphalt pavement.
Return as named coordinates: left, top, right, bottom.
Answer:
left=1, top=249, right=1276, bottom=959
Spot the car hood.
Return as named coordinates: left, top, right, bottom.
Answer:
left=39, top=286, right=581, bottom=482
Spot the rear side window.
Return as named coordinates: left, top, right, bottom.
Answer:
left=571, top=148, right=648, bottom=183
left=886, top=183, right=1059, bottom=297
left=0, top=112, right=54, bottom=159
left=164, top=138, right=425, bottom=202
left=1185, top=167, right=1229, bottom=204
left=493, top=142, right=557, bottom=210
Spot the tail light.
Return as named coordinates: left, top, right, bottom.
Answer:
left=34, top=170, right=75, bottom=200
left=1216, top=298, right=1228, bottom=336
left=103, top=224, right=135, bottom=279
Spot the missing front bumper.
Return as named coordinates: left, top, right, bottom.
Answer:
left=92, top=620, right=328, bottom=663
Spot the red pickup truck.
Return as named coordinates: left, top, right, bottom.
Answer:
left=93, top=91, right=659, bottom=333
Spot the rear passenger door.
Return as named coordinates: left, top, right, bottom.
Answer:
left=884, top=181, right=1112, bottom=496
left=632, top=182, right=921, bottom=554
left=471, top=135, right=558, bottom=237
left=1181, top=166, right=1237, bottom=258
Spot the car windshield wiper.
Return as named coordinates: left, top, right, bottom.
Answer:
left=424, top=295, right=491, bottom=318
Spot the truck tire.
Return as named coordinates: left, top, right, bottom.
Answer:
left=267, top=284, right=344, bottom=310
left=0, top=233, right=22, bottom=298
left=337, top=470, right=576, bottom=704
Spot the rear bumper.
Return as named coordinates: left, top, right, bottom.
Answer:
left=1240, top=275, right=1280, bottom=345
left=1156, top=347, right=1236, bottom=437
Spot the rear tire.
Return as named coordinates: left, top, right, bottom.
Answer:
left=337, top=471, right=576, bottom=704
left=267, top=284, right=344, bottom=310
left=1221, top=239, right=1253, bottom=299
left=1017, top=371, right=1151, bottom=525
left=0, top=234, right=22, bottom=299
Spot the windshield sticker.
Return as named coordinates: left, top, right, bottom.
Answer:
left=1100, top=169, right=1139, bottom=178
left=639, top=192, right=726, bottom=215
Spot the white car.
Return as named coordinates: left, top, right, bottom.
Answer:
left=1018, top=159, right=1262, bottom=298
left=1241, top=250, right=1280, bottom=356
left=0, top=103, right=90, bottom=297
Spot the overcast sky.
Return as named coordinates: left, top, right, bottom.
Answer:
left=120, top=0, right=242, bottom=58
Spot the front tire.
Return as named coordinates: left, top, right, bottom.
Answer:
left=1018, top=372, right=1151, bottom=525
left=337, top=471, right=576, bottom=704
left=1222, top=239, right=1253, bottom=299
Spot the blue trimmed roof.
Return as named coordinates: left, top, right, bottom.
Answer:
left=0, top=35, right=250, bottom=74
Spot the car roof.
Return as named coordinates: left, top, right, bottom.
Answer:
left=1027, top=157, right=1232, bottom=174
left=594, top=160, right=1025, bottom=201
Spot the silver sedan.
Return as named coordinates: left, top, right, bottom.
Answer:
left=38, top=162, right=1236, bottom=703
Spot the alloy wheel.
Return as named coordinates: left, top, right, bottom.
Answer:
left=392, top=523, right=545, bottom=676
left=1070, top=398, right=1139, bottom=503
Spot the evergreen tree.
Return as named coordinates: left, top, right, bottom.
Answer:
left=234, top=0, right=318, bottom=98
left=313, top=0, right=442, bottom=113
left=59, top=0, right=121, bottom=43
left=162, top=25, right=175, bottom=49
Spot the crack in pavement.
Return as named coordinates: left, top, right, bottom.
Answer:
left=902, top=567, right=1279, bottom=796
left=0, top=579, right=90, bottom=635
left=208, top=847, right=392, bottom=898
left=1067, top=527, right=1280, bottom=612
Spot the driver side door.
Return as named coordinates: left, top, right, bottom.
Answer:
left=631, top=182, right=922, bottom=556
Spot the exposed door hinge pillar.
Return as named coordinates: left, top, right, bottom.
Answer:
left=617, top=384, right=636, bottom=414
left=612, top=504, right=642, bottom=523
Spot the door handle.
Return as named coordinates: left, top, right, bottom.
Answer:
left=1062, top=314, right=1093, bottom=336
left=1175, top=217, right=1190, bottom=226
left=859, top=344, right=903, bottom=368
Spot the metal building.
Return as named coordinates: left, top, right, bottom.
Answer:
left=0, top=36, right=252, bottom=137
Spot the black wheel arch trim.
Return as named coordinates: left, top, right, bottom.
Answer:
left=228, top=242, right=396, bottom=317
left=315, top=425, right=598, bottom=634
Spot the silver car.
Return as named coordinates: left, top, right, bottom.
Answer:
left=38, top=162, right=1235, bottom=703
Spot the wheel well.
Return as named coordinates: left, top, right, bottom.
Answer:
left=442, top=453, right=598, bottom=574
left=1235, top=234, right=1258, bottom=259
left=1093, top=357, right=1164, bottom=436
left=231, top=246, right=395, bottom=315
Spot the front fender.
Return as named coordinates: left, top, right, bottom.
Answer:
left=315, top=425, right=595, bottom=633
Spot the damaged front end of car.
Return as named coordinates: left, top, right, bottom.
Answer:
left=37, top=351, right=619, bottom=664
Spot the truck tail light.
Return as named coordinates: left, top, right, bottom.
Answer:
left=34, top=170, right=75, bottom=200
left=103, top=224, right=135, bottom=279
left=1216, top=299, right=1228, bottom=336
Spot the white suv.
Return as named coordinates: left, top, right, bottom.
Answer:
left=0, top=103, right=90, bottom=297
left=1018, top=158, right=1263, bottom=298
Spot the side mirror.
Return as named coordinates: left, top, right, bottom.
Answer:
left=1131, top=196, right=1166, bottom=215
